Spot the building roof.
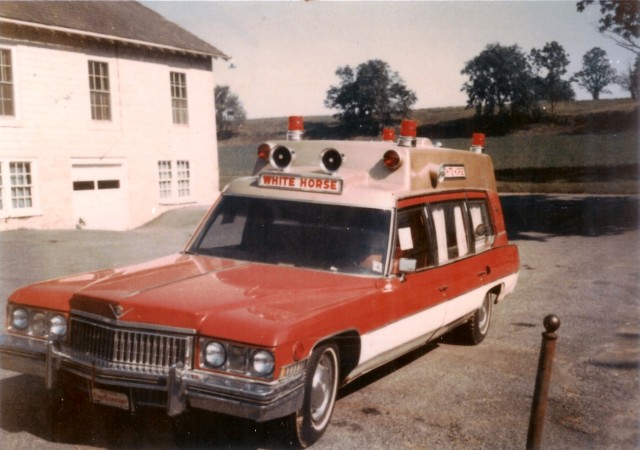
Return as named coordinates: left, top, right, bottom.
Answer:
left=0, top=0, right=229, bottom=59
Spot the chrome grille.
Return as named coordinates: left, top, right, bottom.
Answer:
left=69, top=316, right=193, bottom=373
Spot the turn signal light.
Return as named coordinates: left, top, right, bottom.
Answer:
left=383, top=150, right=402, bottom=170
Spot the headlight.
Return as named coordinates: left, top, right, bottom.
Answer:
left=8, top=305, right=68, bottom=339
left=252, top=350, right=275, bottom=376
left=31, top=312, right=46, bottom=336
left=11, top=308, right=29, bottom=330
left=199, top=338, right=275, bottom=379
left=49, top=315, right=68, bottom=337
left=204, top=341, right=226, bottom=368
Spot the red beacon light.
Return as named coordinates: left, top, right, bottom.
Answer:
left=257, top=143, right=271, bottom=160
left=381, top=127, right=396, bottom=142
left=287, top=116, right=304, bottom=141
left=383, top=150, right=402, bottom=170
left=398, top=119, right=417, bottom=147
left=470, top=133, right=485, bottom=153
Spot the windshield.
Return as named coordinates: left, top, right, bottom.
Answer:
left=189, top=196, right=392, bottom=276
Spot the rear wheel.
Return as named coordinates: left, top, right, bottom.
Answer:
left=455, top=291, right=495, bottom=345
left=290, top=343, right=339, bottom=448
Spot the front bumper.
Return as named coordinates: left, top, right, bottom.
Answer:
left=0, top=333, right=305, bottom=422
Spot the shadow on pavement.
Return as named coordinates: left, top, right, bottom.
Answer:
left=501, top=195, right=640, bottom=240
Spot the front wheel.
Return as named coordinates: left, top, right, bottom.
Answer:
left=290, top=343, right=339, bottom=448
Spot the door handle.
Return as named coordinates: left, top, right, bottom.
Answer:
left=438, top=285, right=449, bottom=292
left=477, top=266, right=492, bottom=277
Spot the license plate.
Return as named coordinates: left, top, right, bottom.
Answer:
left=91, top=387, right=130, bottom=410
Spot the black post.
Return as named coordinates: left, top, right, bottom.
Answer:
left=526, top=314, right=561, bottom=450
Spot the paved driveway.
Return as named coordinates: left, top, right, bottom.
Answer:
left=0, top=196, right=638, bottom=449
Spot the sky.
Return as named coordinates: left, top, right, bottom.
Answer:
left=144, top=1, right=637, bottom=119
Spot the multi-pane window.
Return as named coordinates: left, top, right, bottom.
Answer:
left=177, top=160, right=190, bottom=197
left=0, top=49, right=15, bottom=116
left=170, top=72, right=188, bottom=124
left=158, top=160, right=191, bottom=200
left=10, top=162, right=33, bottom=208
left=88, top=61, right=111, bottom=120
left=158, top=161, right=172, bottom=199
left=0, top=160, right=36, bottom=216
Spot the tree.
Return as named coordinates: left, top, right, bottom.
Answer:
left=615, top=55, right=640, bottom=99
left=530, top=41, right=575, bottom=112
left=324, top=60, right=417, bottom=133
left=461, top=43, right=536, bottom=117
left=573, top=47, right=617, bottom=100
left=577, top=0, right=640, bottom=55
left=214, top=85, right=246, bottom=139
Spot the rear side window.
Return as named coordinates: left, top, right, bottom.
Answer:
left=468, top=199, right=494, bottom=252
left=431, top=201, right=470, bottom=264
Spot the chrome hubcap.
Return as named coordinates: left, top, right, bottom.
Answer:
left=478, top=295, right=491, bottom=333
left=310, top=352, right=335, bottom=424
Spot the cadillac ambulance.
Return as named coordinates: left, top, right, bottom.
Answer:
left=0, top=117, right=519, bottom=447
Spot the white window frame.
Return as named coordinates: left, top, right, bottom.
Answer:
left=0, top=158, right=41, bottom=218
left=157, top=159, right=193, bottom=204
left=158, top=160, right=172, bottom=199
left=170, top=71, right=188, bottom=125
left=177, top=160, right=190, bottom=197
left=0, top=47, right=15, bottom=117
left=88, top=60, right=111, bottom=121
left=0, top=46, right=20, bottom=124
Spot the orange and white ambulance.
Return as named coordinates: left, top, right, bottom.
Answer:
left=0, top=117, right=519, bottom=447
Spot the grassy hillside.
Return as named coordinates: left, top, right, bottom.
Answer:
left=218, top=99, right=639, bottom=194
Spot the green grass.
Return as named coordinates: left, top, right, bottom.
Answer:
left=218, top=99, right=639, bottom=195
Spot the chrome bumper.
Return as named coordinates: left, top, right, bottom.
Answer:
left=0, top=333, right=305, bottom=422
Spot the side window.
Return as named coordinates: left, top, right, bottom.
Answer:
left=0, top=48, right=15, bottom=116
left=431, top=201, right=470, bottom=264
left=88, top=61, right=111, bottom=121
left=394, top=206, right=431, bottom=272
left=170, top=71, right=188, bottom=125
left=468, top=199, right=494, bottom=252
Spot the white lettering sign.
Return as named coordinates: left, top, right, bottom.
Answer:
left=258, top=173, right=342, bottom=194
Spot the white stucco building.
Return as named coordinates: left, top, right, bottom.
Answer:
left=0, top=1, right=228, bottom=230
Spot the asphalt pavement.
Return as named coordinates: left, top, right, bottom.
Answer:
left=0, top=195, right=638, bottom=449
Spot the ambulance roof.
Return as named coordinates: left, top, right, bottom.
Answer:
left=223, top=137, right=497, bottom=210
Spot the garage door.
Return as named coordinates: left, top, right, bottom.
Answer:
left=71, top=160, right=129, bottom=230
